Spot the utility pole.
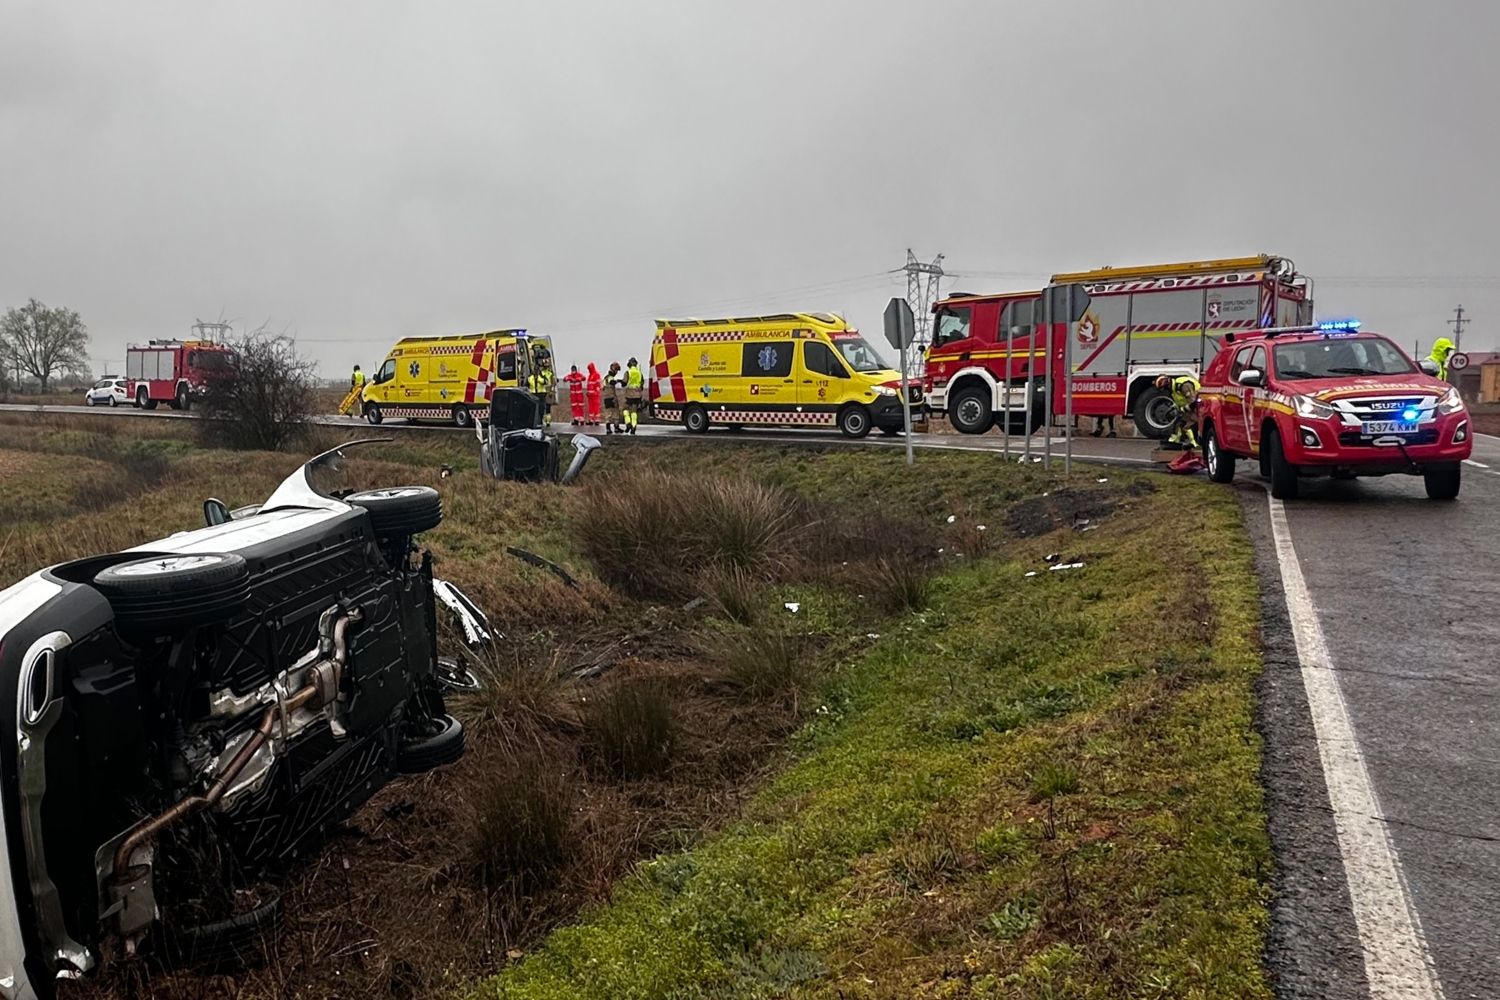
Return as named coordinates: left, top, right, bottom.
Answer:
left=1449, top=305, right=1470, bottom=350
left=898, top=249, right=945, bottom=378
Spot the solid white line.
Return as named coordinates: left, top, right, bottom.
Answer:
left=1267, top=494, right=1445, bottom=1000
left=1463, top=459, right=1489, bottom=469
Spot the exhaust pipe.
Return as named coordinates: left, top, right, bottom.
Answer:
left=109, top=607, right=361, bottom=948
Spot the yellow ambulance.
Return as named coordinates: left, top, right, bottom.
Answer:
left=361, top=330, right=554, bottom=427
left=648, top=312, right=919, bottom=437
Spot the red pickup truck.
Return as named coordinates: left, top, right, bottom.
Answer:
left=1196, top=322, right=1472, bottom=500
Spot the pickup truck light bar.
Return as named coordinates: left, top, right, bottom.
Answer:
left=1224, top=320, right=1362, bottom=343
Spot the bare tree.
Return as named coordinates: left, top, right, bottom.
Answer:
left=197, top=327, right=316, bottom=451
left=1, top=299, right=90, bottom=392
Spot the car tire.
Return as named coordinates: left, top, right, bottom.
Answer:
left=176, top=385, right=191, bottom=411
left=1423, top=463, right=1461, bottom=500
left=109, top=396, right=118, bottom=408
left=86, top=395, right=97, bottom=407
left=346, top=486, right=443, bottom=537
left=948, top=385, right=994, bottom=435
left=1133, top=386, right=1176, bottom=439
left=1204, top=424, right=1236, bottom=483
left=1265, top=428, right=1299, bottom=500
left=363, top=402, right=384, bottom=425
left=838, top=405, right=872, bottom=439
left=93, top=553, right=251, bottom=633
left=437, top=656, right=483, bottom=693
left=397, top=713, right=465, bottom=774
left=683, top=405, right=709, bottom=433
left=451, top=405, right=472, bottom=429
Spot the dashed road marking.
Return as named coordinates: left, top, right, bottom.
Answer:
left=1267, top=494, right=1445, bottom=1000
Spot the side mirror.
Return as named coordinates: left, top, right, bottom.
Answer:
left=1419, top=359, right=1440, bottom=376
left=1238, top=368, right=1264, bottom=388
left=204, top=498, right=231, bottom=526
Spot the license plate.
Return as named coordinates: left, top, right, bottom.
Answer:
left=1362, top=421, right=1419, bottom=435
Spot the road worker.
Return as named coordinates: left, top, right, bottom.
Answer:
left=1155, top=373, right=1200, bottom=450
left=351, top=364, right=366, bottom=390
left=565, top=365, right=586, bottom=424
left=338, top=364, right=368, bottom=416
left=1427, top=337, right=1455, bottom=381
left=623, top=357, right=644, bottom=434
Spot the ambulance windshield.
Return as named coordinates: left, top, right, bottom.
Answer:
left=833, top=335, right=890, bottom=373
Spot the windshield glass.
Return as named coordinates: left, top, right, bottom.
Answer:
left=190, top=350, right=235, bottom=371
left=1273, top=336, right=1415, bottom=380
left=831, top=335, right=890, bottom=373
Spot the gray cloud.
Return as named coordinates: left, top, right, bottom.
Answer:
left=2, top=0, right=1496, bottom=377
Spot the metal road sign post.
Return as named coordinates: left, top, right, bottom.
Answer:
left=1002, top=320, right=1013, bottom=460
left=883, top=298, right=917, bottom=466
left=1042, top=289, right=1053, bottom=471
left=1064, top=285, right=1074, bottom=475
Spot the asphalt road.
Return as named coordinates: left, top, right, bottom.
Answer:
left=0, top=401, right=1160, bottom=466
left=8, top=399, right=1495, bottom=997
left=1245, top=435, right=1500, bottom=1000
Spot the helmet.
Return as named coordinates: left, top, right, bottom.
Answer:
left=1154, top=374, right=1171, bottom=390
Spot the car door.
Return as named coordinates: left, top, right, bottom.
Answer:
left=371, top=358, right=397, bottom=404
left=799, top=340, right=851, bottom=411
left=1238, top=345, right=1267, bottom=453
left=1218, top=347, right=1254, bottom=452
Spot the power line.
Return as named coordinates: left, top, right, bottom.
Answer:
left=897, top=250, right=944, bottom=376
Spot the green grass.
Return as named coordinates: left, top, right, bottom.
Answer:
left=467, top=480, right=1272, bottom=1000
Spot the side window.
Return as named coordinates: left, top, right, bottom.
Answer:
left=999, top=298, right=1036, bottom=341
left=1248, top=346, right=1266, bottom=377
left=931, top=306, right=972, bottom=348
left=742, top=341, right=793, bottom=378
left=804, top=342, right=848, bottom=378
left=1229, top=347, right=1255, bottom=382
left=377, top=359, right=396, bottom=383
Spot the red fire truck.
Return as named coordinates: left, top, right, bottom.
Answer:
left=923, top=255, right=1313, bottom=437
left=126, top=335, right=237, bottom=410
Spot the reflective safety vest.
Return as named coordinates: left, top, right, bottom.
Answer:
left=1170, top=375, right=1200, bottom=409
left=626, top=365, right=643, bottom=390
left=352, top=369, right=366, bottom=388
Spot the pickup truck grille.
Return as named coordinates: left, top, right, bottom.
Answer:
left=1336, top=396, right=1432, bottom=421
left=1337, top=429, right=1439, bottom=446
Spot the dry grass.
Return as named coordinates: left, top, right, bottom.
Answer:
left=583, top=677, right=679, bottom=779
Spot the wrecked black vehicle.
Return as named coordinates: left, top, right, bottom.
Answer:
left=0, top=441, right=474, bottom=997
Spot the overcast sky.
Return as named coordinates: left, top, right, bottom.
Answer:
left=3, top=0, right=1497, bottom=377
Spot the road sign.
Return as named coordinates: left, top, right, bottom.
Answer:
left=1449, top=351, right=1471, bottom=372
left=883, top=298, right=916, bottom=351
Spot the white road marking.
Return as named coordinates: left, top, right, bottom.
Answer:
left=1462, top=459, right=1491, bottom=470
left=1267, top=494, right=1445, bottom=1000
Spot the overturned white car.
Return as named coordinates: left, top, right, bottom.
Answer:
left=0, top=441, right=471, bottom=996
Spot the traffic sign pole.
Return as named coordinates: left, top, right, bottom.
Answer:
left=883, top=298, right=918, bottom=466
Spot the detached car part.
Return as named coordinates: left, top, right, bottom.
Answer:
left=0, top=440, right=480, bottom=997
left=477, top=387, right=600, bottom=484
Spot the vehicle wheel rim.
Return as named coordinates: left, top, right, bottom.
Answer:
left=1148, top=397, right=1175, bottom=430
left=114, top=554, right=225, bottom=577
left=1206, top=436, right=1217, bottom=474
left=847, top=411, right=866, bottom=432
left=956, top=398, right=981, bottom=427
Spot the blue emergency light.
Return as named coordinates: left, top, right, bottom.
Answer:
left=1315, top=320, right=1362, bottom=332
left=1402, top=407, right=1420, bottom=422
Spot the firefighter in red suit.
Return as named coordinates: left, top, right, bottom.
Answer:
left=564, top=365, right=586, bottom=425
left=585, top=362, right=603, bottom=425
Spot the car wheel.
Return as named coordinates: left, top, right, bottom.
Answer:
left=397, top=713, right=465, bottom=774
left=364, top=402, right=384, bottom=425
left=1265, top=427, right=1299, bottom=500
left=1205, top=425, right=1236, bottom=483
left=109, top=395, right=118, bottom=407
left=86, top=395, right=97, bottom=407
left=1133, top=386, right=1177, bottom=439
left=948, top=385, right=994, bottom=435
left=437, top=656, right=483, bottom=693
left=346, top=486, right=443, bottom=537
left=451, top=405, right=473, bottom=429
left=683, top=405, right=709, bottom=433
left=93, top=553, right=250, bottom=633
left=176, top=385, right=191, bottom=411
left=838, top=405, right=871, bottom=439
left=1423, top=463, right=1461, bottom=500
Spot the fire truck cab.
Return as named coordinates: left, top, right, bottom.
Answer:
left=924, top=256, right=1312, bottom=438
left=126, top=336, right=237, bottom=411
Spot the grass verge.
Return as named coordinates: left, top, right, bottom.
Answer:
left=469, top=481, right=1271, bottom=1000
